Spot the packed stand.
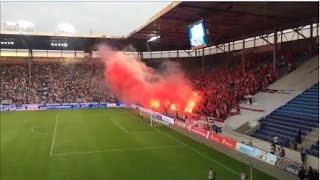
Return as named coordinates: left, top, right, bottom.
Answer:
left=190, top=53, right=279, bottom=120
left=0, top=62, right=116, bottom=104
left=0, top=64, right=29, bottom=105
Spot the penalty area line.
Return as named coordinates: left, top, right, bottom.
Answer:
left=50, top=113, right=59, bottom=156
left=111, top=119, right=129, bottom=134
left=52, top=145, right=185, bottom=157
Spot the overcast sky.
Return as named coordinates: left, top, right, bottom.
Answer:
left=1, top=1, right=172, bottom=36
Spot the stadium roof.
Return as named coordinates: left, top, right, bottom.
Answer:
left=0, top=32, right=145, bottom=52
left=128, top=1, right=319, bottom=51
left=0, top=2, right=318, bottom=52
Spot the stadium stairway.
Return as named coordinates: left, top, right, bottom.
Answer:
left=302, top=128, right=319, bottom=148
left=225, top=55, right=319, bottom=130
left=251, top=83, right=319, bottom=152
left=307, top=140, right=319, bottom=157
left=302, top=128, right=319, bottom=157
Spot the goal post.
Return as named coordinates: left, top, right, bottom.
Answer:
left=129, top=104, right=174, bottom=127
left=138, top=110, right=170, bottom=127
left=150, top=113, right=170, bottom=127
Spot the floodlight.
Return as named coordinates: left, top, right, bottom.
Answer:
left=64, top=43, right=68, bottom=47
left=58, top=23, right=75, bottom=33
left=147, top=35, right=160, bottom=42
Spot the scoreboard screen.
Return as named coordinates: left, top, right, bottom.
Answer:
left=188, top=20, right=208, bottom=49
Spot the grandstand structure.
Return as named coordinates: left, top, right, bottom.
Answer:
left=1, top=2, right=319, bottom=180
left=1, top=2, right=318, bottom=58
left=252, top=83, right=319, bottom=152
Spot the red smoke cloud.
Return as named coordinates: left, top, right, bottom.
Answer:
left=99, top=45, right=201, bottom=112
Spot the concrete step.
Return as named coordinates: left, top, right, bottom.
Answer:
left=306, top=133, right=319, bottom=139
left=301, top=141, right=316, bottom=149
left=301, top=128, right=319, bottom=148
left=309, top=130, right=319, bottom=136
left=308, top=128, right=319, bottom=136
left=304, top=136, right=319, bottom=142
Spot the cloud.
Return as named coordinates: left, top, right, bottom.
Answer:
left=1, top=1, right=171, bottom=36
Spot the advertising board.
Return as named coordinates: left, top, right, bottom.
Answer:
left=209, top=133, right=237, bottom=149
left=236, top=143, right=277, bottom=166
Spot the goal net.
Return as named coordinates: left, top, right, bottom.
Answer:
left=150, top=113, right=170, bottom=127
left=130, top=104, right=174, bottom=127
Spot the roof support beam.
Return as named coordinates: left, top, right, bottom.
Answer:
left=160, top=16, right=191, bottom=23
left=273, top=30, right=277, bottom=72
left=216, top=44, right=225, bottom=53
left=160, top=16, right=216, bottom=26
left=184, top=49, right=194, bottom=57
left=317, top=23, right=319, bottom=38
left=259, top=34, right=273, bottom=45
left=293, top=27, right=307, bottom=39
left=309, top=24, right=313, bottom=55
left=137, top=31, right=187, bottom=37
left=242, top=38, right=245, bottom=73
left=181, top=4, right=276, bottom=19
left=176, top=7, right=203, bottom=19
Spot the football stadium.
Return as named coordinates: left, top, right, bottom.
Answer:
left=0, top=1, right=319, bottom=180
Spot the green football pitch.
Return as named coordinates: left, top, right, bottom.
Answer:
left=1, top=108, right=276, bottom=180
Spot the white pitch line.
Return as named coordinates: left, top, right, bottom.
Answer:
left=52, top=145, right=185, bottom=157
left=50, top=113, right=59, bottom=156
left=150, top=126, right=240, bottom=175
left=123, top=109, right=240, bottom=176
left=111, top=119, right=129, bottom=134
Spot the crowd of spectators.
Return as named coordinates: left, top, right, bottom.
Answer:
left=0, top=62, right=116, bottom=104
left=0, top=49, right=310, bottom=120
left=190, top=53, right=279, bottom=119
left=1, top=64, right=29, bottom=105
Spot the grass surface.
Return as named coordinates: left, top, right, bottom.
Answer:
left=1, top=108, right=277, bottom=180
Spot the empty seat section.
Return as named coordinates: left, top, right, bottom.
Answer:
left=252, top=83, right=319, bottom=152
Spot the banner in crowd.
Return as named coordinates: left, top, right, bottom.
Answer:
left=236, top=142, right=278, bottom=166
left=275, top=157, right=300, bottom=176
left=209, top=133, right=237, bottom=149
left=0, top=103, right=124, bottom=112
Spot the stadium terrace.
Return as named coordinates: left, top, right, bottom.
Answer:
left=0, top=2, right=319, bottom=180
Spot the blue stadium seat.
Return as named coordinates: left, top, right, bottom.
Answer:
left=252, top=83, right=319, bottom=155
